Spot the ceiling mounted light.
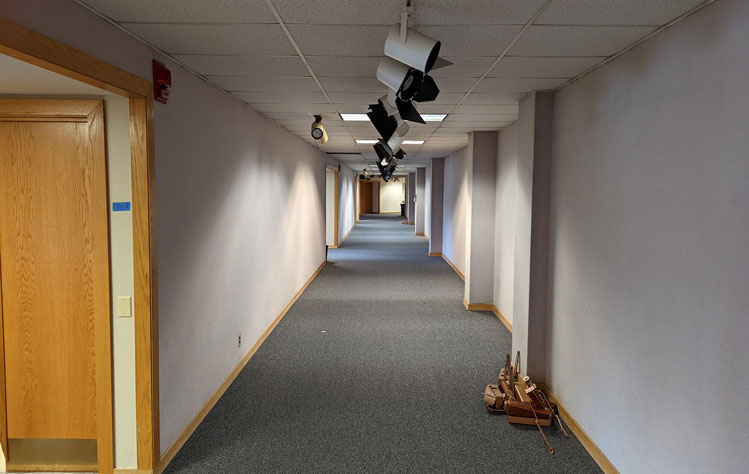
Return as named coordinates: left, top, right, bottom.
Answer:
left=420, top=114, right=447, bottom=122
left=402, top=140, right=424, bottom=145
left=355, top=139, right=379, bottom=144
left=385, top=24, right=441, bottom=73
left=340, top=113, right=370, bottom=121
left=374, top=134, right=405, bottom=164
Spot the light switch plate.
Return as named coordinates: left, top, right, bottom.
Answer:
left=117, top=296, right=132, bottom=318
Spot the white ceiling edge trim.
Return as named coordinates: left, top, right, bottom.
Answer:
left=553, top=0, right=717, bottom=93
left=72, top=0, right=334, bottom=158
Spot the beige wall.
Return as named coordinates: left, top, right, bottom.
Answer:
left=380, top=180, right=405, bottom=213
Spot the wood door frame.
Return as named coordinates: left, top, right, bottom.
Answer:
left=0, top=17, right=159, bottom=474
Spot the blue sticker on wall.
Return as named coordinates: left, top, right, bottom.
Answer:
left=113, top=202, right=131, bottom=212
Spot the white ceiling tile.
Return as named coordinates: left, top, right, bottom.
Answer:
left=80, top=0, right=276, bottom=23
left=233, top=91, right=327, bottom=104
left=446, top=113, right=517, bottom=122
left=273, top=0, right=403, bottom=24
left=268, top=112, right=340, bottom=121
left=432, top=77, right=479, bottom=93
left=462, top=92, right=523, bottom=104
left=429, top=57, right=496, bottom=78
left=473, top=77, right=566, bottom=92
left=409, top=104, right=454, bottom=114
left=173, top=55, right=309, bottom=77
left=328, top=92, right=381, bottom=104
left=489, top=56, right=605, bottom=77
left=428, top=92, right=467, bottom=105
left=310, top=56, right=492, bottom=81
left=209, top=76, right=319, bottom=91
left=308, top=56, right=381, bottom=77
left=426, top=132, right=469, bottom=139
left=335, top=104, right=374, bottom=113
left=319, top=77, right=388, bottom=93
left=254, top=103, right=335, bottom=113
left=433, top=128, right=473, bottom=134
left=441, top=121, right=514, bottom=128
left=509, top=25, right=656, bottom=57
left=288, top=25, right=391, bottom=56
left=413, top=0, right=547, bottom=25
left=536, top=0, right=706, bottom=26
left=452, top=104, right=518, bottom=114
left=123, top=23, right=295, bottom=55
left=418, top=25, right=523, bottom=57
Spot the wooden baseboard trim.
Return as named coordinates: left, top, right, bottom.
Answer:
left=415, top=232, right=425, bottom=236
left=441, top=254, right=465, bottom=281
left=115, top=470, right=153, bottom=474
left=538, top=384, right=619, bottom=474
left=491, top=305, right=513, bottom=333
left=428, top=252, right=442, bottom=257
left=463, top=299, right=493, bottom=312
left=156, top=261, right=326, bottom=474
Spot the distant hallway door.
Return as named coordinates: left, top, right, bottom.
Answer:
left=360, top=181, right=373, bottom=214
left=0, top=99, right=113, bottom=472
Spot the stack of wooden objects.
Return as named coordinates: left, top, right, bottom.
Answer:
left=483, top=352, right=569, bottom=453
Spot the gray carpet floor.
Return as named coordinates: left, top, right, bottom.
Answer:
left=163, top=214, right=601, bottom=474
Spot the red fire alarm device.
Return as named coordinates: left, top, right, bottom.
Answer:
left=152, top=60, right=171, bottom=104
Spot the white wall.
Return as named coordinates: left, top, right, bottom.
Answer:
left=547, top=1, right=749, bottom=472
left=152, top=62, right=331, bottom=454
left=0, top=0, right=340, bottom=459
left=442, top=147, right=468, bottom=275
left=493, top=124, right=518, bottom=323
left=326, top=169, right=335, bottom=246
left=337, top=165, right=356, bottom=243
left=379, top=180, right=404, bottom=213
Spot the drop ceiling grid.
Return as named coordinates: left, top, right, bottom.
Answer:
left=78, top=0, right=715, bottom=158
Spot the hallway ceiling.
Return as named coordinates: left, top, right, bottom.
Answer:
left=77, top=0, right=708, bottom=171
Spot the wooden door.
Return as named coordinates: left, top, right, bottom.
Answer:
left=360, top=181, right=373, bottom=214
left=0, top=99, right=112, bottom=471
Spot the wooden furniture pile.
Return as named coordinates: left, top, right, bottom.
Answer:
left=483, top=352, right=570, bottom=453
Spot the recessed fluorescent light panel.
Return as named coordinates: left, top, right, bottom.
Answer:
left=355, top=139, right=379, bottom=144
left=420, top=114, right=447, bottom=122
left=402, top=140, right=425, bottom=145
left=340, top=114, right=371, bottom=121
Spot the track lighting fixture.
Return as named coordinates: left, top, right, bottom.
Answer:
left=366, top=7, right=451, bottom=179
left=384, top=24, right=441, bottom=73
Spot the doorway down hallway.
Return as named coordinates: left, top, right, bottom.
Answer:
left=164, top=215, right=600, bottom=473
